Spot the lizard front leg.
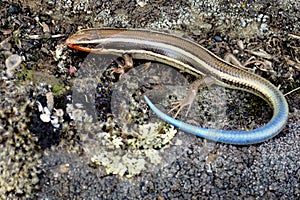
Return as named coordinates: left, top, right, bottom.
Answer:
left=111, top=54, right=134, bottom=78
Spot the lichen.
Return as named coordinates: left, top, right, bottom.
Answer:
left=86, top=122, right=177, bottom=178
left=0, top=72, right=41, bottom=199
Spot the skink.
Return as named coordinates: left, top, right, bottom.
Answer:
left=66, top=28, right=289, bottom=145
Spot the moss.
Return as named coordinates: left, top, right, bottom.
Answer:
left=32, top=71, right=67, bottom=96
left=16, top=67, right=33, bottom=82
left=51, top=82, right=66, bottom=96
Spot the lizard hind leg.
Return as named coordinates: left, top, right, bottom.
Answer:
left=168, top=76, right=215, bottom=118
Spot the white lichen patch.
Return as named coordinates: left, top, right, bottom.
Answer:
left=111, top=135, right=124, bottom=149
left=144, top=149, right=162, bottom=165
left=122, top=155, right=146, bottom=178
left=91, top=154, right=127, bottom=177
left=86, top=122, right=177, bottom=178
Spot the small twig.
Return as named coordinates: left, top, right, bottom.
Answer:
left=27, top=33, right=65, bottom=39
left=244, top=49, right=273, bottom=59
left=284, top=87, right=300, bottom=96
left=288, top=33, right=300, bottom=40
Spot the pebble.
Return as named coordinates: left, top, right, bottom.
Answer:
left=214, top=35, right=222, bottom=42
left=46, top=92, right=54, bottom=111
left=40, top=113, right=51, bottom=123
left=8, top=5, right=20, bottom=14
left=5, top=54, right=22, bottom=78
left=136, top=0, right=148, bottom=7
left=40, top=114, right=51, bottom=123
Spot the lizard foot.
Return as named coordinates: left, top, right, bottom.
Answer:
left=111, top=54, right=134, bottom=78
